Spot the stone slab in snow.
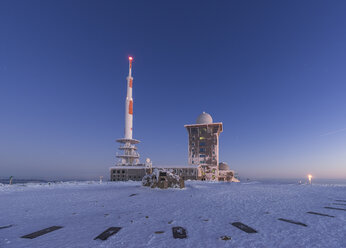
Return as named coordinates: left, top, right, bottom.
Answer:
left=231, top=222, right=257, bottom=233
left=306, top=212, right=334, bottom=217
left=94, top=227, right=122, bottom=241
left=21, top=226, right=63, bottom=239
left=0, top=225, right=13, bottom=230
left=324, top=206, right=346, bottom=211
left=172, top=226, right=187, bottom=239
left=278, top=218, right=307, bottom=227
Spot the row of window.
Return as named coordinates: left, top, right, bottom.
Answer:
left=189, top=127, right=220, bottom=135
left=128, top=175, right=142, bottom=180
left=191, top=156, right=217, bottom=164
left=113, top=175, right=142, bottom=179
left=192, top=137, right=207, bottom=141
left=191, top=151, right=216, bottom=157
left=190, top=141, right=217, bottom=147
left=171, top=169, right=196, bottom=175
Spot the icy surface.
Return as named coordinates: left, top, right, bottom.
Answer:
left=0, top=181, right=345, bottom=248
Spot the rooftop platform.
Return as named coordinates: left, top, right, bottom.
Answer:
left=116, top=138, right=140, bottom=144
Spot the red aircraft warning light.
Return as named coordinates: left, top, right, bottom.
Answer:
left=129, top=56, right=133, bottom=61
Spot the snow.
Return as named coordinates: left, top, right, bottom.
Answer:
left=0, top=181, right=345, bottom=248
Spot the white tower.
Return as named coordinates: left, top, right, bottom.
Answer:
left=125, top=56, right=133, bottom=139
left=116, top=57, right=141, bottom=166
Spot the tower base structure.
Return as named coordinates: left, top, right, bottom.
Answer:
left=110, top=138, right=150, bottom=181
left=115, top=138, right=140, bottom=166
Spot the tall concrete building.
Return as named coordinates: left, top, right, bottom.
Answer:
left=184, top=112, right=223, bottom=181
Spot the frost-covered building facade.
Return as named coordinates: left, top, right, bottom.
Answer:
left=185, top=112, right=221, bottom=180
left=185, top=112, right=238, bottom=182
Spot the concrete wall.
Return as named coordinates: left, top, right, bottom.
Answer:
left=164, top=167, right=198, bottom=180
left=110, top=168, right=146, bottom=181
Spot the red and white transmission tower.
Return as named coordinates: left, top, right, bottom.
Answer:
left=116, top=57, right=140, bottom=166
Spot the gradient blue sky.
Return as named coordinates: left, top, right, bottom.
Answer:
left=1, top=0, right=345, bottom=180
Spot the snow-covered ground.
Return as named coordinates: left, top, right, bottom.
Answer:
left=0, top=181, right=345, bottom=248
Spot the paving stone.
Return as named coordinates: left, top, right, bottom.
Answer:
left=324, top=206, right=346, bottom=211
left=307, top=211, right=334, bottom=217
left=94, top=227, right=122, bottom=241
left=278, top=218, right=307, bottom=227
left=21, top=226, right=63, bottom=239
left=172, top=226, right=187, bottom=239
left=0, top=225, right=13, bottom=230
left=231, top=222, right=257, bottom=233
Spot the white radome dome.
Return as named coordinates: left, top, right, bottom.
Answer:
left=219, top=162, right=230, bottom=171
left=196, top=112, right=213, bottom=124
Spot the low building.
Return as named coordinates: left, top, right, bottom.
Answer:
left=110, top=166, right=147, bottom=181
left=110, top=164, right=199, bottom=182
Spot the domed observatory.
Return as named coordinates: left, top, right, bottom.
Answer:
left=196, top=112, right=213, bottom=124
left=218, top=162, right=238, bottom=182
left=184, top=112, right=223, bottom=181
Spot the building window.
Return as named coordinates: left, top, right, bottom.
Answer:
left=199, top=142, right=205, bottom=146
left=199, top=137, right=205, bottom=140
left=122, top=170, right=125, bottom=174
left=191, top=142, right=195, bottom=146
left=199, top=148, right=205, bottom=152
left=200, top=154, right=206, bottom=157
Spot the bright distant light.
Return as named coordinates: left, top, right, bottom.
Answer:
left=129, top=56, right=133, bottom=61
left=308, top=174, right=312, bottom=184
